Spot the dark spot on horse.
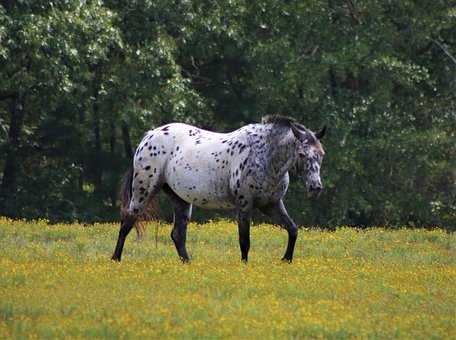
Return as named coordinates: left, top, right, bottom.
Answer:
left=148, top=146, right=152, bottom=150
left=239, top=195, right=244, bottom=199
left=161, top=126, right=169, bottom=131
left=176, top=146, right=180, bottom=151
left=134, top=172, right=138, bottom=178
left=236, top=179, right=240, bottom=187
left=145, top=166, right=151, bottom=171
left=164, top=132, right=169, bottom=135
left=139, top=180, right=143, bottom=184
left=139, top=157, right=143, bottom=161
left=162, top=151, right=166, bottom=154
left=133, top=208, right=139, bottom=213
left=154, top=168, right=157, bottom=173
left=145, top=142, right=148, bottom=146
left=139, top=197, right=144, bottom=203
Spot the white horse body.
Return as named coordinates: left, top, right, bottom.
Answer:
left=131, top=123, right=253, bottom=213
left=112, top=116, right=326, bottom=263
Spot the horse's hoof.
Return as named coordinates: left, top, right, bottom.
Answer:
left=180, top=257, right=190, bottom=264
left=281, top=257, right=292, bottom=263
left=111, top=256, right=121, bottom=262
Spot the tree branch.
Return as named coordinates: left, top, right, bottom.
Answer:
left=0, top=91, right=16, bottom=101
left=432, top=39, right=456, bottom=66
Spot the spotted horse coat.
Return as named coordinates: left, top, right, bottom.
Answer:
left=112, top=115, right=326, bottom=263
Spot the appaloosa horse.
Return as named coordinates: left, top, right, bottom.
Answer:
left=112, top=115, right=326, bottom=263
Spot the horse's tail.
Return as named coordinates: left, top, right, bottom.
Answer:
left=119, top=165, right=134, bottom=220
left=119, top=164, right=143, bottom=238
left=119, top=163, right=159, bottom=239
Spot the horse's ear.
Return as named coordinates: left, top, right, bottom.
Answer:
left=315, top=126, right=327, bottom=140
left=291, top=124, right=305, bottom=141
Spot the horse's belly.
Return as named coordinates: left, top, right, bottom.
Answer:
left=166, top=168, right=235, bottom=210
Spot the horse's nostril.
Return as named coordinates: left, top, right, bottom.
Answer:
left=309, top=186, right=323, bottom=197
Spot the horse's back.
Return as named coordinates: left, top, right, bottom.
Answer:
left=160, top=123, right=245, bottom=209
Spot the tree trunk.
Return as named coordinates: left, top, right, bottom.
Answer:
left=91, top=63, right=103, bottom=197
left=121, top=120, right=133, bottom=159
left=1, top=93, right=25, bottom=197
left=93, top=99, right=102, bottom=196
left=109, top=119, right=117, bottom=207
left=328, top=67, right=338, bottom=99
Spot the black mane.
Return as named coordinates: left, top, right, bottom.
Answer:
left=261, top=114, right=296, bottom=126
left=262, top=114, right=308, bottom=132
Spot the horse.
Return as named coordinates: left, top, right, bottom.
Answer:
left=112, top=115, right=326, bottom=263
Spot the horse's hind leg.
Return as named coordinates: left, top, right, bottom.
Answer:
left=164, top=185, right=192, bottom=262
left=112, top=214, right=137, bottom=261
left=259, top=200, right=298, bottom=263
left=112, top=162, right=161, bottom=261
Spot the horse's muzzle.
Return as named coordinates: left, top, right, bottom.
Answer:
left=308, top=186, right=323, bottom=199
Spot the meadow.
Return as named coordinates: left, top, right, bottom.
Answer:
left=0, top=217, right=455, bottom=339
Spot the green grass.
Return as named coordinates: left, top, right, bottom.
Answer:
left=0, top=217, right=455, bottom=339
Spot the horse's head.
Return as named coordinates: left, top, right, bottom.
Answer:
left=291, top=124, right=326, bottom=197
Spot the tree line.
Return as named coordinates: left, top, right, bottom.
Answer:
left=0, top=1, right=454, bottom=228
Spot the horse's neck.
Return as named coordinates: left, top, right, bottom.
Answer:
left=264, top=128, right=297, bottom=182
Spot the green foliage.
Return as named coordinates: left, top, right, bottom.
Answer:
left=0, top=0, right=454, bottom=227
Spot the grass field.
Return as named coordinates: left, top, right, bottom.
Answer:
left=0, top=217, right=455, bottom=339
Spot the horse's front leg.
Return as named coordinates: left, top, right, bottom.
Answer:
left=237, top=210, right=251, bottom=262
left=259, top=200, right=298, bottom=263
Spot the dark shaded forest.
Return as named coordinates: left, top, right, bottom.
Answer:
left=0, top=1, right=454, bottom=228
